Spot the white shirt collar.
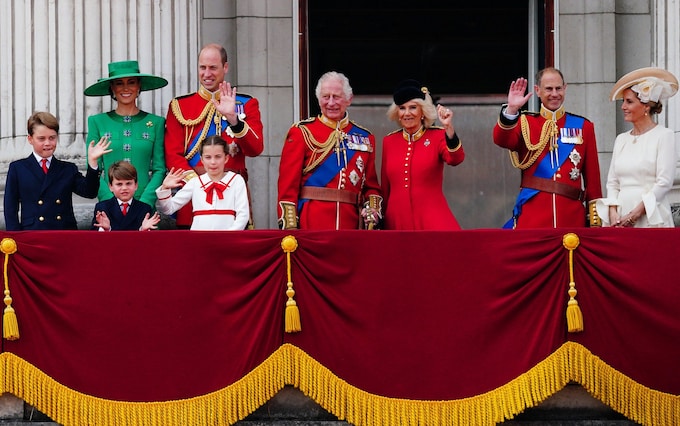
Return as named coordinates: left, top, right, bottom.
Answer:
left=33, top=153, right=52, bottom=165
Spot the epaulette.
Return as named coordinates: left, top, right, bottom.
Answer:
left=349, top=120, right=373, bottom=134
left=386, top=128, right=402, bottom=136
left=293, top=117, right=316, bottom=128
left=174, top=93, right=194, bottom=100
left=430, top=125, right=445, bottom=130
left=521, top=110, right=541, bottom=117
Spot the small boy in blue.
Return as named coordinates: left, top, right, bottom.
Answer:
left=92, top=161, right=160, bottom=231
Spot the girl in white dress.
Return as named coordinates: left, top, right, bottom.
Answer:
left=597, top=67, right=679, bottom=228
left=156, top=135, right=250, bottom=230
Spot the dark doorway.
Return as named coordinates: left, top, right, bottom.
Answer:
left=305, top=2, right=536, bottom=116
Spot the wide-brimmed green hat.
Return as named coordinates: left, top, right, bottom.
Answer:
left=84, top=60, right=168, bottom=96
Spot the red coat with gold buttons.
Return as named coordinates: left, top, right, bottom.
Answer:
left=381, top=127, right=464, bottom=230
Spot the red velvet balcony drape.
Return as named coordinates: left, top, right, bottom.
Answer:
left=0, top=228, right=677, bottom=425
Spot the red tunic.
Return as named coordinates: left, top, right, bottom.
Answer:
left=164, top=87, right=264, bottom=226
left=381, top=127, right=464, bottom=230
left=493, top=106, right=602, bottom=228
left=277, top=115, right=381, bottom=230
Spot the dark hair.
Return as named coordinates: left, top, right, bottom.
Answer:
left=201, top=43, right=228, bottom=64
left=27, top=111, right=59, bottom=135
left=108, top=161, right=138, bottom=184
left=648, top=101, right=663, bottom=115
left=201, top=135, right=229, bottom=155
left=536, top=67, right=565, bottom=86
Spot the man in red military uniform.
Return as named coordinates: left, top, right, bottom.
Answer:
left=165, top=43, right=263, bottom=228
left=277, top=71, right=382, bottom=230
left=493, top=67, right=602, bottom=228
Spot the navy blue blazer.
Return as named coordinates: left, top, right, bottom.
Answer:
left=3, top=155, right=100, bottom=230
left=92, top=197, right=153, bottom=231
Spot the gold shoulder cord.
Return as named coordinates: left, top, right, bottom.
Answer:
left=300, top=125, right=341, bottom=174
left=509, top=115, right=556, bottom=170
left=170, top=99, right=216, bottom=161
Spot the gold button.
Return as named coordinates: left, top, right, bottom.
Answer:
left=556, top=174, right=562, bottom=179
left=56, top=216, right=62, bottom=220
left=39, top=216, right=45, bottom=222
left=38, top=200, right=44, bottom=205
left=56, top=199, right=61, bottom=204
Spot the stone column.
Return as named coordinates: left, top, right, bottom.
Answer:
left=0, top=0, right=199, bottom=229
left=653, top=0, right=680, bottom=206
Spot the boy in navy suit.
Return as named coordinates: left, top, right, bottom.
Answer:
left=92, top=161, right=161, bottom=231
left=4, top=111, right=112, bottom=230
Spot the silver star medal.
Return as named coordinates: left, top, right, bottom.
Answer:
left=569, top=149, right=581, bottom=180
left=424, top=139, right=430, bottom=147
left=228, top=141, right=240, bottom=157
left=349, top=170, right=360, bottom=186
left=355, top=156, right=365, bottom=173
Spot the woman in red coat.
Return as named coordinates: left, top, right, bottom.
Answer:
left=381, top=80, right=465, bottom=230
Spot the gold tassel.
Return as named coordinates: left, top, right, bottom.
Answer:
left=281, top=235, right=301, bottom=333
left=1, top=238, right=19, bottom=340
left=562, top=233, right=583, bottom=333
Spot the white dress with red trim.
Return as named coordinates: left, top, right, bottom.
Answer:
left=156, top=172, right=249, bottom=230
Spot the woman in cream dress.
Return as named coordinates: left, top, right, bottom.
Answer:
left=597, top=67, right=679, bottom=228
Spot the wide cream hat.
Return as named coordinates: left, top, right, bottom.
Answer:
left=609, top=67, right=678, bottom=102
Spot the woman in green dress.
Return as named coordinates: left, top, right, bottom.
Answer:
left=84, top=60, right=168, bottom=206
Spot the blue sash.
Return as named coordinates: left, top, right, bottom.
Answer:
left=299, top=125, right=370, bottom=210
left=185, top=95, right=250, bottom=167
left=503, top=114, right=584, bottom=228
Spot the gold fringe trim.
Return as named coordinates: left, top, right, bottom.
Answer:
left=563, top=233, right=584, bottom=333
left=281, top=235, right=301, bottom=333
left=0, top=351, right=285, bottom=426
left=281, top=343, right=680, bottom=426
left=1, top=237, right=19, bottom=340
left=0, top=343, right=677, bottom=426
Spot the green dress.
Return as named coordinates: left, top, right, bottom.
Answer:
left=86, top=111, right=166, bottom=206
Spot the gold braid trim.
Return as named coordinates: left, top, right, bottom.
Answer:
left=170, top=99, right=217, bottom=161
left=299, top=125, right=341, bottom=174
left=170, top=98, right=214, bottom=127
left=509, top=115, right=557, bottom=170
left=3, top=342, right=677, bottom=426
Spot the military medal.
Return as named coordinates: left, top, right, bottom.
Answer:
left=569, top=167, right=581, bottom=180
left=568, top=149, right=581, bottom=180
left=356, top=156, right=365, bottom=173
left=560, top=128, right=583, bottom=144
left=568, top=149, right=581, bottom=165
left=349, top=169, right=359, bottom=186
